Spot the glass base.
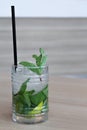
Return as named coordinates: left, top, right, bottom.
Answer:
left=12, top=112, right=48, bottom=124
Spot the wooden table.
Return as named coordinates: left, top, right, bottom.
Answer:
left=1, top=74, right=87, bottom=130
left=1, top=17, right=87, bottom=130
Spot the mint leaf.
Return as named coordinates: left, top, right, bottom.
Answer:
left=18, top=78, right=30, bottom=95
left=30, top=92, right=45, bottom=106
left=25, top=90, right=35, bottom=95
left=35, top=55, right=42, bottom=66
left=40, top=55, right=47, bottom=66
left=39, top=48, right=45, bottom=55
left=32, top=54, right=42, bottom=66
left=23, top=90, right=35, bottom=107
left=19, top=61, right=41, bottom=75
left=30, top=85, right=48, bottom=106
left=32, top=54, right=38, bottom=60
left=39, top=48, right=47, bottom=66
left=23, top=92, right=31, bottom=107
left=32, top=48, right=47, bottom=67
left=13, top=94, right=25, bottom=104
left=15, top=102, right=24, bottom=114
left=19, top=61, right=36, bottom=68
left=13, top=94, right=26, bottom=114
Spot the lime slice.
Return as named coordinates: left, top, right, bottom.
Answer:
left=29, top=101, right=43, bottom=115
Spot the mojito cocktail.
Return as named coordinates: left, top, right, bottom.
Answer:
left=11, top=48, right=49, bottom=123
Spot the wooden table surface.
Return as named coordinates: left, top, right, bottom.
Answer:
left=0, top=18, right=87, bottom=129
left=1, top=75, right=87, bottom=130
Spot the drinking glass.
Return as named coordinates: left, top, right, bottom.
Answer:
left=11, top=64, right=49, bottom=124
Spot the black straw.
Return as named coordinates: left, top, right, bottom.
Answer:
left=11, top=6, right=17, bottom=66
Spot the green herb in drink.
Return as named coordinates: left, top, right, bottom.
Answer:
left=13, top=48, right=48, bottom=116
left=19, top=48, right=47, bottom=75
left=13, top=82, right=48, bottom=115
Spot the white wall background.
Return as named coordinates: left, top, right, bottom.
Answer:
left=0, top=0, right=87, bottom=17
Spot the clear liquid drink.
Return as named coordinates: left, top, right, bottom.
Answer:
left=11, top=64, right=49, bottom=124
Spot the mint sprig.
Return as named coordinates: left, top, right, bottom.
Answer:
left=19, top=48, right=47, bottom=75
left=14, top=48, right=48, bottom=115
left=33, top=48, right=47, bottom=66
left=18, top=78, right=30, bottom=95
left=13, top=79, right=48, bottom=115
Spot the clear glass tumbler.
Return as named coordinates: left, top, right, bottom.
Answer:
left=11, top=64, right=49, bottom=124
